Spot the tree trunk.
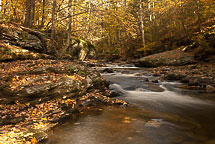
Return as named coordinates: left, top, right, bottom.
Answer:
left=24, top=0, right=31, bottom=26
left=41, top=0, right=46, bottom=27
left=3, top=0, right=9, bottom=18
left=148, top=0, right=152, bottom=21
left=196, top=0, right=201, bottom=31
left=51, top=0, right=57, bottom=55
left=87, top=1, right=92, bottom=40
left=0, top=0, right=2, bottom=13
left=51, top=0, right=56, bottom=40
left=24, top=0, right=35, bottom=27
left=31, top=0, right=35, bottom=25
left=10, top=0, right=18, bottom=20
left=60, top=0, right=73, bottom=58
left=139, top=0, right=146, bottom=47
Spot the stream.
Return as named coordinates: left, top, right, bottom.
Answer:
left=46, top=65, right=215, bottom=144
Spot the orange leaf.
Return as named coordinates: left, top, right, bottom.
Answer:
left=31, top=137, right=38, bottom=143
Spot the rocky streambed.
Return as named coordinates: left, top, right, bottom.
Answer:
left=147, top=63, right=215, bottom=97
left=133, top=47, right=215, bottom=98
left=44, top=63, right=215, bottom=144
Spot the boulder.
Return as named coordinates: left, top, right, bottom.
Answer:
left=66, top=39, right=96, bottom=61
left=206, top=85, right=215, bottom=93
left=0, top=41, right=51, bottom=61
left=181, top=76, right=215, bottom=87
left=165, top=73, right=186, bottom=81
left=136, top=49, right=195, bottom=67
left=0, top=60, right=108, bottom=104
left=102, top=68, right=114, bottom=73
left=151, top=78, right=159, bottom=83
left=1, top=23, right=46, bottom=54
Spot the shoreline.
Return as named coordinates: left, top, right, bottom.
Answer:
left=0, top=60, right=127, bottom=144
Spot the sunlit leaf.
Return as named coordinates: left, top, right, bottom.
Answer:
left=31, top=137, right=38, bottom=144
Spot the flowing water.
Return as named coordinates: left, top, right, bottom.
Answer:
left=46, top=65, right=215, bottom=144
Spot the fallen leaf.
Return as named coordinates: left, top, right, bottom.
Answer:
left=31, top=137, right=38, bottom=143
left=41, top=118, right=47, bottom=121
left=122, top=120, right=131, bottom=123
left=127, top=137, right=133, bottom=140
left=124, top=117, right=130, bottom=120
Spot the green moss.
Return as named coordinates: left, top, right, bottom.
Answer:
left=77, top=70, right=86, bottom=75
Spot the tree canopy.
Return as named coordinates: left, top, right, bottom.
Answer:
left=0, top=0, right=215, bottom=59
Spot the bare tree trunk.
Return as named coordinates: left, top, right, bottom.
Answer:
left=41, top=0, right=46, bottom=27
left=31, top=0, right=35, bottom=25
left=196, top=0, right=201, bottom=31
left=51, top=0, right=57, bottom=55
left=139, top=0, right=146, bottom=47
left=24, top=0, right=31, bottom=26
left=148, top=0, right=152, bottom=21
left=10, top=0, right=18, bottom=20
left=152, top=0, right=155, bottom=20
left=23, top=0, right=25, bottom=23
left=3, top=0, right=9, bottom=18
left=0, top=0, right=2, bottom=13
left=87, top=1, right=92, bottom=40
left=51, top=0, right=56, bottom=40
left=60, top=0, right=73, bottom=58
left=72, top=0, right=76, bottom=29
left=24, top=0, right=35, bottom=27
left=14, top=0, right=18, bottom=20
left=176, top=0, right=188, bottom=38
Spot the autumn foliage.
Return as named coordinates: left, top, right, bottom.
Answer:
left=0, top=0, right=215, bottom=58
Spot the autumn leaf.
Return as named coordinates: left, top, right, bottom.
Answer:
left=41, top=118, right=47, bottom=121
left=124, top=117, right=130, bottom=120
left=122, top=120, right=131, bottom=124
left=31, top=137, right=38, bottom=143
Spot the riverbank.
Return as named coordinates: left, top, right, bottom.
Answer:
left=146, top=62, right=215, bottom=95
left=130, top=48, right=215, bottom=97
left=0, top=60, right=127, bottom=144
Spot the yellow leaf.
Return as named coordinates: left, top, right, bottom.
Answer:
left=41, top=118, right=47, bottom=121
left=67, top=99, right=72, bottom=102
left=67, top=75, right=76, bottom=79
left=31, top=137, right=38, bottom=144
left=127, top=137, right=133, bottom=140
left=26, top=103, right=30, bottom=106
left=124, top=117, right=130, bottom=120
left=122, top=120, right=131, bottom=123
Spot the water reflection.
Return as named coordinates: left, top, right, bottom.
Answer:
left=47, top=106, right=200, bottom=144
